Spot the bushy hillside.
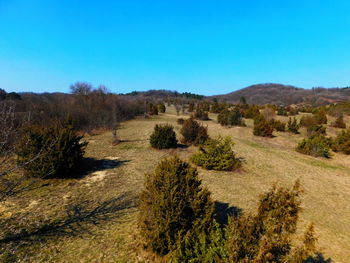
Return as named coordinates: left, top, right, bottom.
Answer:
left=212, top=83, right=350, bottom=105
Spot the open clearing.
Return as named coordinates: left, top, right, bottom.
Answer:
left=5, top=107, right=350, bottom=262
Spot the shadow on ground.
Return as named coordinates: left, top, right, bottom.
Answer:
left=0, top=192, right=135, bottom=245
left=74, top=157, right=131, bottom=178
left=214, top=201, right=242, bottom=225
left=176, top=143, right=190, bottom=150
left=305, top=253, right=332, bottom=263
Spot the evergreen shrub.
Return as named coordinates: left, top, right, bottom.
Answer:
left=16, top=119, right=87, bottom=178
left=138, top=156, right=215, bottom=256
left=180, top=118, right=209, bottom=146
left=150, top=124, right=177, bottom=149
left=191, top=137, right=242, bottom=171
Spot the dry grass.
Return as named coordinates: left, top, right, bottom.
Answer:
left=3, top=107, right=350, bottom=262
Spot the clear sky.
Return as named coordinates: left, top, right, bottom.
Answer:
left=0, top=0, right=350, bottom=95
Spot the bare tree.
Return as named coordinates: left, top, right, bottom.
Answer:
left=0, top=101, right=52, bottom=203
left=70, top=82, right=92, bottom=95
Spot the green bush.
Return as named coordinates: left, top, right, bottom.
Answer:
left=244, top=105, right=260, bottom=119
left=138, top=156, right=215, bottom=256
left=16, top=120, right=87, bottom=178
left=217, top=109, right=245, bottom=127
left=332, top=129, right=350, bottom=154
left=277, top=106, right=288, bottom=116
left=157, top=103, right=166, bottom=113
left=171, top=221, right=226, bottom=263
left=307, top=125, right=326, bottom=136
left=175, top=181, right=317, bottom=262
left=331, top=115, right=346, bottom=129
left=296, top=134, right=332, bottom=158
left=287, top=117, right=300, bottom=134
left=180, top=118, right=209, bottom=146
left=253, top=114, right=274, bottom=137
left=191, top=137, right=243, bottom=171
left=269, top=119, right=286, bottom=132
left=150, top=124, right=177, bottom=149
left=210, top=102, right=227, bottom=113
left=225, top=181, right=316, bottom=263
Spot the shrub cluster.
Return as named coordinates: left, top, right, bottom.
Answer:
left=180, top=118, right=209, bottom=146
left=191, top=137, right=242, bottom=171
left=296, top=134, right=332, bottom=158
left=138, top=156, right=214, bottom=256
left=16, top=119, right=88, bottom=178
left=313, top=110, right=327, bottom=124
left=139, top=161, right=317, bottom=262
left=307, top=125, right=326, bottom=136
left=277, top=106, right=288, bottom=116
left=210, top=102, right=227, bottom=113
left=332, top=129, right=350, bottom=154
left=217, top=108, right=245, bottom=127
left=287, top=117, right=300, bottom=134
left=193, top=109, right=210, bottom=121
left=225, top=181, right=316, bottom=263
left=150, top=124, right=177, bottom=149
left=269, top=119, right=286, bottom=132
left=243, top=105, right=260, bottom=119
left=196, top=101, right=210, bottom=112
left=253, top=114, right=274, bottom=137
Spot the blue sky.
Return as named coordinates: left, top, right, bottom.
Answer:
left=0, top=0, right=350, bottom=95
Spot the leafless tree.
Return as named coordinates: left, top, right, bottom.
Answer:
left=0, top=101, right=51, bottom=203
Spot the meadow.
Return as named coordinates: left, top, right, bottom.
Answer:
left=2, top=106, right=350, bottom=262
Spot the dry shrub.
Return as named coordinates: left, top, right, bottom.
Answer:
left=180, top=118, right=209, bottom=146
left=193, top=109, right=209, bottom=121
left=253, top=114, right=274, bottom=137
left=287, top=117, right=300, bottom=134
left=332, top=129, right=350, bottom=154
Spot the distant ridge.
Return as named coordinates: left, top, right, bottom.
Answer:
left=211, top=83, right=350, bottom=106
left=13, top=83, right=350, bottom=106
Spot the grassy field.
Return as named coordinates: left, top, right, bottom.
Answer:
left=2, top=107, right=350, bottom=262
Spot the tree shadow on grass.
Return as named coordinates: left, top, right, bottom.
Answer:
left=176, top=143, right=189, bottom=149
left=305, top=253, right=332, bottom=263
left=214, top=201, right=242, bottom=226
left=117, top=139, right=148, bottom=143
left=74, top=157, right=131, bottom=179
left=0, top=192, right=135, bottom=245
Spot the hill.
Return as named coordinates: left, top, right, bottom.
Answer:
left=211, top=83, right=350, bottom=105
